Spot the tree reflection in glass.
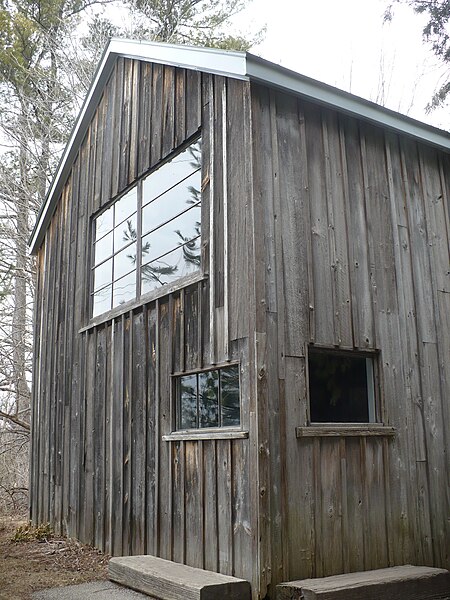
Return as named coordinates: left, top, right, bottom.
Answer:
left=177, top=365, right=240, bottom=431
left=179, top=374, right=197, bottom=429
left=140, top=138, right=202, bottom=294
left=91, top=139, right=202, bottom=317
left=199, top=370, right=219, bottom=427
left=220, top=366, right=240, bottom=426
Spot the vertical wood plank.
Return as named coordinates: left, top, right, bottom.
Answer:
left=101, top=69, right=116, bottom=206
left=304, top=104, right=334, bottom=345
left=217, top=439, right=233, bottom=575
left=122, top=315, right=132, bottom=556
left=203, top=440, right=218, bottom=572
left=319, top=439, right=343, bottom=576
left=186, top=70, right=201, bottom=139
left=146, top=303, right=157, bottom=554
left=138, top=62, right=152, bottom=178
left=131, top=310, right=146, bottom=555
left=342, top=117, right=374, bottom=348
left=184, top=441, right=203, bottom=568
left=174, top=68, right=186, bottom=148
left=128, top=60, right=140, bottom=184
left=93, top=95, right=105, bottom=212
left=162, top=66, right=175, bottom=158
left=227, top=79, right=250, bottom=342
left=284, top=357, right=314, bottom=580
left=171, top=440, right=185, bottom=564
left=111, top=317, right=124, bottom=556
left=111, top=58, right=124, bottom=199
left=150, top=64, right=163, bottom=168
left=94, top=325, right=106, bottom=551
left=157, top=300, right=171, bottom=559
left=119, top=59, right=133, bottom=193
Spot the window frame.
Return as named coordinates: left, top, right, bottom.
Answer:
left=169, top=363, right=243, bottom=437
left=88, top=134, right=202, bottom=321
left=306, top=345, right=382, bottom=426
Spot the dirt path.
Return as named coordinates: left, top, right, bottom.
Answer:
left=0, top=518, right=109, bottom=600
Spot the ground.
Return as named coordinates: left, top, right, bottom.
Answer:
left=0, top=517, right=109, bottom=600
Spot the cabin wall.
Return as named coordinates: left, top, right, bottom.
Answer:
left=30, top=60, right=256, bottom=592
left=250, top=83, right=450, bottom=591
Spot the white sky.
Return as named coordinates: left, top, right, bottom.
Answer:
left=235, top=0, right=449, bottom=130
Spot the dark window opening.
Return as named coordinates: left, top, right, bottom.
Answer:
left=177, top=365, right=240, bottom=430
left=308, top=348, right=376, bottom=423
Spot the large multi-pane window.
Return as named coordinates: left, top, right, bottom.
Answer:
left=177, top=365, right=240, bottom=430
left=91, top=138, right=201, bottom=317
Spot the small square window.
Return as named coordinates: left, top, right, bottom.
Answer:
left=176, top=365, right=240, bottom=431
left=308, top=348, right=377, bottom=423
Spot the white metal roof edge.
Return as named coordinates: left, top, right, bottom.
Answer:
left=113, top=38, right=248, bottom=77
left=29, top=39, right=450, bottom=254
left=246, top=54, right=450, bottom=152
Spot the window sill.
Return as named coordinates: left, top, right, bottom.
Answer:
left=162, top=429, right=248, bottom=442
left=296, top=424, right=396, bottom=438
left=79, top=271, right=207, bottom=332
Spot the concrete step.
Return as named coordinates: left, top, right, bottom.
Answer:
left=109, top=555, right=251, bottom=600
left=276, top=565, right=450, bottom=600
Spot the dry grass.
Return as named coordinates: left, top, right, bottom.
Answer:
left=0, top=517, right=109, bottom=600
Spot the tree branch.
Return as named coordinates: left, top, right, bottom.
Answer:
left=0, top=410, right=30, bottom=432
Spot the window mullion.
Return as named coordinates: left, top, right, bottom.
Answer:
left=196, top=374, right=200, bottom=429
left=218, top=370, right=223, bottom=428
left=136, top=181, right=143, bottom=299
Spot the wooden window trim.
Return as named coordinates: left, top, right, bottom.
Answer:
left=162, top=429, right=248, bottom=442
left=172, top=363, right=242, bottom=434
left=296, top=424, right=396, bottom=438
left=306, top=345, right=382, bottom=425
left=79, top=271, right=207, bottom=333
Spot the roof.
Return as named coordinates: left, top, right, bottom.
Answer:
left=29, top=38, right=450, bottom=254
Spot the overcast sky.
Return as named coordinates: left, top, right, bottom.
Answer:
left=236, top=0, right=449, bottom=130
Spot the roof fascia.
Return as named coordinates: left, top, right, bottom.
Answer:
left=246, top=54, right=450, bottom=152
left=112, top=38, right=248, bottom=78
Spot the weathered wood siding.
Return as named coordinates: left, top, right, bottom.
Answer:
left=31, top=56, right=449, bottom=600
left=251, top=83, right=450, bottom=590
left=30, top=59, right=256, bottom=592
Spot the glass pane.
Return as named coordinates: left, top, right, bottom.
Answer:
left=114, top=242, right=136, bottom=281
left=199, top=371, right=219, bottom=428
left=94, top=231, right=113, bottom=265
left=143, top=140, right=201, bottom=206
left=179, top=374, right=197, bottom=429
left=142, top=170, right=201, bottom=235
left=141, top=243, right=200, bottom=296
left=221, top=366, right=240, bottom=427
left=141, top=204, right=201, bottom=263
left=114, top=213, right=137, bottom=252
left=92, top=285, right=112, bottom=317
left=93, top=259, right=112, bottom=292
left=115, top=187, right=137, bottom=225
left=96, top=206, right=113, bottom=240
left=308, top=351, right=371, bottom=423
left=112, top=270, right=136, bottom=307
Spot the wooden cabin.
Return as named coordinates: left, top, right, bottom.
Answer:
left=29, top=39, right=450, bottom=599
